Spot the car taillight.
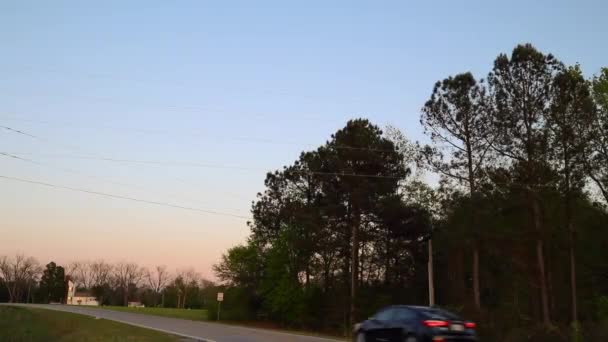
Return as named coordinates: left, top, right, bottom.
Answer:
left=465, top=322, right=476, bottom=329
left=423, top=320, right=449, bottom=327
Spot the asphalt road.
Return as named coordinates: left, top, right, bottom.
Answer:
left=4, top=304, right=343, bottom=342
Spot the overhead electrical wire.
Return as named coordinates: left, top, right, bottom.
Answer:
left=1, top=124, right=259, bottom=203
left=1, top=125, right=37, bottom=138
left=12, top=64, right=366, bottom=111
left=2, top=124, right=406, bottom=178
left=0, top=174, right=251, bottom=220
left=5, top=151, right=406, bottom=179
left=0, top=152, right=248, bottom=214
left=0, top=117, right=399, bottom=153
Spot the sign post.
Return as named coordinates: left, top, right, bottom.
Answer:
left=217, top=292, right=224, bottom=321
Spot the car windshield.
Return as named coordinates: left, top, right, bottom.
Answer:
left=418, top=308, right=460, bottom=320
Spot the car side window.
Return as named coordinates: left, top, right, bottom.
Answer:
left=374, top=308, right=394, bottom=321
left=420, top=308, right=460, bottom=320
left=392, top=308, right=416, bottom=321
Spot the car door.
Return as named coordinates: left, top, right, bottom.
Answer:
left=391, top=308, right=418, bottom=338
left=365, top=308, right=398, bottom=342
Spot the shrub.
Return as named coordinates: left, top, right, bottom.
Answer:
left=596, top=296, right=608, bottom=321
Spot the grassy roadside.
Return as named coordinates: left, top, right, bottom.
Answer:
left=0, top=305, right=181, bottom=341
left=209, top=320, right=346, bottom=341
left=95, top=306, right=208, bottom=321
left=93, top=306, right=343, bottom=340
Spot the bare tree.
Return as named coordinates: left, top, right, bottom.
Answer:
left=199, top=278, right=214, bottom=291
left=90, top=260, right=113, bottom=287
left=0, top=254, right=41, bottom=303
left=74, top=261, right=94, bottom=290
left=65, top=261, right=83, bottom=289
left=114, top=262, right=144, bottom=306
left=146, top=265, right=171, bottom=307
left=64, top=261, right=79, bottom=280
left=175, top=268, right=200, bottom=308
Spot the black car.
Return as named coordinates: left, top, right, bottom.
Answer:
left=353, top=305, right=477, bottom=342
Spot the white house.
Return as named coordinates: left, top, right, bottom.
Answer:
left=66, top=280, right=99, bottom=306
left=70, top=292, right=99, bottom=306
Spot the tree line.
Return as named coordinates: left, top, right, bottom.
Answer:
left=0, top=255, right=216, bottom=310
left=213, top=44, right=608, bottom=341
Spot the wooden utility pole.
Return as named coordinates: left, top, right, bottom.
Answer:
left=428, top=239, right=435, bottom=306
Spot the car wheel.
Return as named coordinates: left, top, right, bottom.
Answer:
left=404, top=335, right=418, bottom=342
left=355, top=332, right=367, bottom=342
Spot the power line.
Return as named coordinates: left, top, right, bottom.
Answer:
left=6, top=152, right=406, bottom=179
left=9, top=65, right=370, bottom=116
left=0, top=174, right=251, bottom=219
left=12, top=64, right=365, bottom=108
left=2, top=124, right=408, bottom=179
left=1, top=123, right=403, bottom=176
left=0, top=117, right=399, bottom=153
left=0, top=152, right=36, bottom=163
left=1, top=123, right=97, bottom=154
left=0, top=90, right=335, bottom=123
left=0, top=152, right=248, bottom=214
left=1, top=124, right=258, bottom=204
left=1, top=125, right=37, bottom=138
left=4, top=152, right=257, bottom=170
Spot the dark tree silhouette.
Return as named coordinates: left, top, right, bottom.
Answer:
left=421, top=72, right=491, bottom=310
left=487, top=43, right=563, bottom=327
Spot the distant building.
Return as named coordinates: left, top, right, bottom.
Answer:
left=66, top=279, right=75, bottom=303
left=70, top=291, right=99, bottom=306
left=66, top=279, right=99, bottom=306
left=128, top=301, right=145, bottom=308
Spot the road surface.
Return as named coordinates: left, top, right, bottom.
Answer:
left=3, top=304, right=343, bottom=342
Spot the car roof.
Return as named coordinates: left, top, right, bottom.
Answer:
left=380, top=305, right=458, bottom=314
left=384, top=305, right=433, bottom=310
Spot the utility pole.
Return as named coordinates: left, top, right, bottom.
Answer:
left=428, top=238, right=435, bottom=306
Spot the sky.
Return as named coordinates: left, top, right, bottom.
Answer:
left=1, top=0, right=606, bottom=278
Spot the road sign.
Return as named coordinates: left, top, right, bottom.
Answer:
left=217, top=292, right=224, bottom=302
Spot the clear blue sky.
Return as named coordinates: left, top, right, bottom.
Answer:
left=1, top=0, right=606, bottom=275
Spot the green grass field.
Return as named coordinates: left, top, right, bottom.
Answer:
left=0, top=306, right=180, bottom=341
left=99, top=306, right=208, bottom=321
